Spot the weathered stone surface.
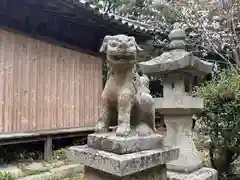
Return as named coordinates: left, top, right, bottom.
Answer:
left=44, top=160, right=65, bottom=169
left=67, top=145, right=179, bottom=177
left=50, top=164, right=84, bottom=179
left=138, top=26, right=218, bottom=179
left=23, top=162, right=47, bottom=172
left=154, top=96, right=203, bottom=115
left=167, top=167, right=218, bottom=180
left=0, top=165, right=24, bottom=178
left=87, top=132, right=163, bottom=154
left=169, top=28, right=186, bottom=40
left=84, top=165, right=167, bottom=180
left=165, top=117, right=202, bottom=173
left=95, top=34, right=156, bottom=137
left=18, top=172, right=53, bottom=180
left=139, top=51, right=213, bottom=76
left=18, top=163, right=83, bottom=180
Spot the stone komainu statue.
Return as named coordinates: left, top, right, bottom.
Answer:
left=95, top=34, right=156, bottom=137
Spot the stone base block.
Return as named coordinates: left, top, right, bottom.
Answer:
left=67, top=145, right=179, bottom=177
left=84, top=165, right=167, bottom=180
left=154, top=96, right=203, bottom=115
left=87, top=132, right=163, bottom=154
left=167, top=167, right=218, bottom=180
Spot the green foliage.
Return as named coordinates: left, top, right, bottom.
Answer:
left=196, top=69, right=240, bottom=176
left=53, top=149, right=67, bottom=161
left=0, top=172, right=14, bottom=180
left=68, top=174, right=84, bottom=180
left=89, top=0, right=129, bottom=12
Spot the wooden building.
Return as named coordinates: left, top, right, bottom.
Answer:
left=0, top=0, right=152, bottom=160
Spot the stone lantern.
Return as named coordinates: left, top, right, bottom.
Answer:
left=138, top=26, right=218, bottom=180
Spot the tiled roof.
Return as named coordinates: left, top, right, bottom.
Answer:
left=69, top=0, right=156, bottom=36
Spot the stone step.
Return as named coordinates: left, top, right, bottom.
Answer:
left=50, top=164, right=84, bottom=179
left=18, top=164, right=84, bottom=180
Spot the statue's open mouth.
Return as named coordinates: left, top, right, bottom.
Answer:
left=108, top=54, right=135, bottom=62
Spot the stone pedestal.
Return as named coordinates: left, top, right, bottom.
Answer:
left=84, top=165, right=167, bottom=180
left=139, top=25, right=218, bottom=180
left=67, top=132, right=180, bottom=180
left=164, top=116, right=202, bottom=172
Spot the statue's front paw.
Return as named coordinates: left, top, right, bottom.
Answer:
left=116, top=123, right=131, bottom=137
left=95, top=122, right=108, bottom=133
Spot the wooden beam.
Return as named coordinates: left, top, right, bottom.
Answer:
left=44, top=136, right=53, bottom=162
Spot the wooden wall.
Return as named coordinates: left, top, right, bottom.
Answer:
left=0, top=29, right=102, bottom=133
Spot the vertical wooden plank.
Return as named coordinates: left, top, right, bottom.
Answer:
left=50, top=44, right=55, bottom=129
left=79, top=53, right=84, bottom=127
left=60, top=48, right=65, bottom=129
left=15, top=33, right=22, bottom=132
left=68, top=51, right=72, bottom=127
left=12, top=32, right=17, bottom=132
left=65, top=49, right=70, bottom=128
left=37, top=41, right=43, bottom=130
left=10, top=32, right=16, bottom=132
left=42, top=42, right=47, bottom=130
left=62, top=49, right=67, bottom=128
left=76, top=53, right=80, bottom=127
left=4, top=31, right=14, bottom=132
left=45, top=43, right=51, bottom=130
left=72, top=51, right=77, bottom=127
left=58, top=48, right=64, bottom=129
left=92, top=57, right=96, bottom=125
left=0, top=30, right=5, bottom=132
left=3, top=31, right=9, bottom=132
left=92, top=58, right=97, bottom=125
left=53, top=45, right=58, bottom=129
left=23, top=35, right=30, bottom=131
left=67, top=50, right=71, bottom=128
left=42, top=42, right=48, bottom=130
left=68, top=50, right=73, bottom=128
left=74, top=53, right=79, bottom=127
left=13, top=32, right=19, bottom=132
left=20, top=34, right=28, bottom=131
left=84, top=54, right=89, bottom=126
left=36, top=40, right=41, bottom=131
left=56, top=48, right=60, bottom=129
left=29, top=38, right=38, bottom=131
left=48, top=43, right=53, bottom=130
left=27, top=37, right=32, bottom=131
left=3, top=31, right=8, bottom=132
left=88, top=55, right=93, bottom=125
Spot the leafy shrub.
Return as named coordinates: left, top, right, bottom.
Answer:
left=53, top=149, right=67, bottom=161
left=0, top=172, right=14, bottom=180
left=196, top=69, right=240, bottom=179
